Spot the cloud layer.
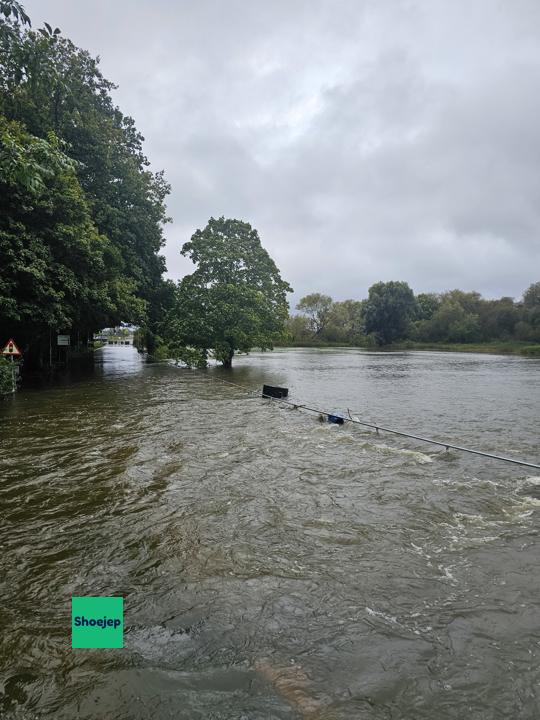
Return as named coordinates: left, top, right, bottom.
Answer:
left=25, top=0, right=540, bottom=302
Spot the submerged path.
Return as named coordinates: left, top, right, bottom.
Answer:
left=0, top=346, right=539, bottom=718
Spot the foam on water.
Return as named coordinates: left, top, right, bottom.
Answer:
left=365, top=606, right=398, bottom=625
left=126, top=625, right=192, bottom=662
left=358, top=440, right=433, bottom=464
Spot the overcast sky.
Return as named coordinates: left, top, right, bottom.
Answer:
left=25, top=0, right=540, bottom=303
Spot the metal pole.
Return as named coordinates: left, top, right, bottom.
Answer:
left=10, top=355, right=15, bottom=394
left=210, top=376, right=540, bottom=470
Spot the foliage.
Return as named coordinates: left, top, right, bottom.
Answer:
left=413, top=290, right=519, bottom=343
left=296, top=293, right=333, bottom=336
left=0, top=1, right=30, bottom=25
left=169, top=345, right=207, bottom=368
left=0, top=117, right=142, bottom=339
left=285, top=314, right=312, bottom=344
left=523, top=282, right=540, bottom=308
left=165, top=217, right=292, bottom=367
left=146, top=342, right=170, bottom=362
left=364, top=281, right=417, bottom=345
left=416, top=293, right=440, bottom=320
left=0, top=2, right=171, bottom=367
left=0, top=357, right=15, bottom=395
left=290, top=298, right=365, bottom=345
left=521, top=345, right=540, bottom=356
left=288, top=281, right=540, bottom=353
left=477, top=297, right=516, bottom=340
left=521, top=282, right=540, bottom=342
left=325, top=300, right=365, bottom=343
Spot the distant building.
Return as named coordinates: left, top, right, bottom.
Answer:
left=93, top=325, right=136, bottom=345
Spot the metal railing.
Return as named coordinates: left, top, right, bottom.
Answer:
left=207, top=374, right=540, bottom=470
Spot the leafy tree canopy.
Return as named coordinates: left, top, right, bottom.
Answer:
left=0, top=13, right=171, bottom=298
left=288, top=282, right=540, bottom=348
left=292, top=298, right=365, bottom=344
left=0, top=116, right=143, bottom=341
left=166, top=217, right=292, bottom=367
left=0, top=1, right=171, bottom=364
left=523, top=282, right=540, bottom=309
left=296, top=293, right=333, bottom=336
left=521, top=281, right=540, bottom=340
left=0, top=1, right=30, bottom=28
left=325, top=300, right=365, bottom=344
left=416, top=292, right=440, bottom=321
left=364, top=281, right=418, bottom=345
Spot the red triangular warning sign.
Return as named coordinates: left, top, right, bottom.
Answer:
left=2, top=338, right=22, bottom=356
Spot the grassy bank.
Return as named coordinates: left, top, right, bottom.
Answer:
left=385, top=341, right=540, bottom=356
left=279, top=340, right=540, bottom=356
left=277, top=340, right=365, bottom=349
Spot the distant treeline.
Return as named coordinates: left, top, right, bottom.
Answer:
left=287, top=281, right=540, bottom=349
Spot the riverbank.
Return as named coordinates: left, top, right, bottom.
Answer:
left=280, top=340, right=540, bottom=356
left=384, top=340, right=540, bottom=356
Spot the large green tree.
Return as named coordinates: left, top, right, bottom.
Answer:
left=0, top=1, right=171, bottom=356
left=416, top=292, right=440, bottom=321
left=285, top=313, right=312, bottom=344
left=325, top=299, right=365, bottom=343
left=166, top=217, right=292, bottom=367
left=478, top=297, right=517, bottom=340
left=364, top=280, right=418, bottom=345
left=296, top=293, right=333, bottom=336
left=519, top=281, right=540, bottom=342
left=0, top=116, right=141, bottom=364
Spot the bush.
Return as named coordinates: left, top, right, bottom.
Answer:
left=170, top=345, right=207, bottom=368
left=147, top=343, right=170, bottom=361
left=0, top=358, right=15, bottom=395
left=521, top=345, right=540, bottom=356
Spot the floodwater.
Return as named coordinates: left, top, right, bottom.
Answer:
left=0, top=345, right=539, bottom=719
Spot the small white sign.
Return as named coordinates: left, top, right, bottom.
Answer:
left=57, top=335, right=70, bottom=346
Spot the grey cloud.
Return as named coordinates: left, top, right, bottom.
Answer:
left=25, top=0, right=540, bottom=302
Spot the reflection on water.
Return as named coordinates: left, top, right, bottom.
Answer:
left=94, top=345, right=144, bottom=376
left=0, top=346, right=539, bottom=719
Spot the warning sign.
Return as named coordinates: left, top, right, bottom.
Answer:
left=2, top=338, right=21, bottom=356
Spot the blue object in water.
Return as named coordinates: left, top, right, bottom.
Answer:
left=327, top=411, right=345, bottom=425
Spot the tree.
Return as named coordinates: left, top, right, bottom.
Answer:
left=0, top=1, right=30, bottom=29
left=296, top=293, right=333, bottom=336
left=286, top=314, right=312, bottom=344
left=364, top=281, right=417, bottom=345
left=318, top=299, right=365, bottom=344
left=520, top=281, right=540, bottom=342
left=478, top=297, right=517, bottom=340
left=0, top=2, right=171, bottom=343
left=0, top=116, right=140, bottom=365
left=166, top=217, right=292, bottom=367
left=0, top=357, right=15, bottom=395
left=416, top=293, right=440, bottom=320
left=523, top=282, right=540, bottom=308
left=329, top=300, right=365, bottom=343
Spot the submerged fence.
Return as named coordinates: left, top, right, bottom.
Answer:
left=208, top=374, right=540, bottom=471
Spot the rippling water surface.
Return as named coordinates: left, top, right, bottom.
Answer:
left=1, top=346, right=539, bottom=719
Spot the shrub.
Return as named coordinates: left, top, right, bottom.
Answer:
left=0, top=358, right=15, bottom=395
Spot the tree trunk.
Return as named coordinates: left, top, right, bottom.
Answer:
left=221, top=348, right=234, bottom=369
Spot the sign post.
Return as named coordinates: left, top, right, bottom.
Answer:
left=2, top=338, right=22, bottom=394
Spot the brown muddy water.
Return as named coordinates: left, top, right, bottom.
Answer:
left=0, top=345, right=539, bottom=719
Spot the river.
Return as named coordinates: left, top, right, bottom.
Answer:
left=1, top=346, right=539, bottom=719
